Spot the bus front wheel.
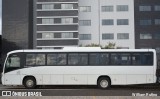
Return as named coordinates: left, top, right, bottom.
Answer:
left=23, top=77, right=36, bottom=89
left=98, top=77, right=111, bottom=89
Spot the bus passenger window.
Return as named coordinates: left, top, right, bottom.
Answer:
left=26, top=54, right=36, bottom=66
left=132, top=53, right=141, bottom=65
left=57, top=54, right=66, bottom=65
left=78, top=54, right=88, bottom=65
left=99, top=53, right=109, bottom=65
left=47, top=54, right=57, bottom=65
left=26, top=54, right=46, bottom=66
left=89, top=53, right=99, bottom=65
left=36, top=54, right=45, bottom=65
left=111, top=53, right=121, bottom=65
left=142, top=53, right=153, bottom=65
left=68, top=53, right=78, bottom=65
left=132, top=53, right=153, bottom=66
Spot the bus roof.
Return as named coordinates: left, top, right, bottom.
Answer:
left=7, top=47, right=156, bottom=55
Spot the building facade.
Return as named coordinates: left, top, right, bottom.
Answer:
left=79, top=0, right=135, bottom=49
left=2, top=0, right=160, bottom=50
left=36, top=0, right=79, bottom=49
left=2, top=0, right=33, bottom=50
left=134, top=0, right=160, bottom=50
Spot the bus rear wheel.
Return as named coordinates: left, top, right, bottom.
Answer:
left=98, top=77, right=111, bottom=89
left=23, top=77, right=36, bottom=89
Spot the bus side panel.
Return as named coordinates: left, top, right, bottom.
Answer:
left=42, top=75, right=64, bottom=85
left=51, top=75, right=63, bottom=85
left=147, top=75, right=154, bottom=83
left=64, top=75, right=87, bottom=85
left=127, top=75, right=146, bottom=84
left=42, top=75, right=51, bottom=85
left=88, top=75, right=99, bottom=85
left=34, top=75, right=43, bottom=85
left=4, top=71, right=21, bottom=85
left=110, top=75, right=127, bottom=85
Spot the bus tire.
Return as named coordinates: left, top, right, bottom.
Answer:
left=23, top=77, right=36, bottom=89
left=98, top=77, right=111, bottom=89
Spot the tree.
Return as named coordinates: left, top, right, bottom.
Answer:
left=85, top=43, right=102, bottom=47
left=103, top=42, right=115, bottom=49
left=80, top=42, right=116, bottom=49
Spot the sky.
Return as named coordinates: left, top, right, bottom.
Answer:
left=0, top=0, right=1, bottom=35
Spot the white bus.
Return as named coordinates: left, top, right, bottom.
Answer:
left=1, top=47, right=157, bottom=89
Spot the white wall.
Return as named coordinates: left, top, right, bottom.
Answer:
left=78, top=0, right=99, bottom=45
left=79, top=0, right=135, bottom=49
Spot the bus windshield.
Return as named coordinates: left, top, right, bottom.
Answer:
left=5, top=54, right=20, bottom=73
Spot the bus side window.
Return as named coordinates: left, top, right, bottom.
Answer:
left=89, top=53, right=100, bottom=65
left=57, top=54, right=67, bottom=65
left=78, top=53, right=88, bottom=65
left=99, top=53, right=109, bottom=65
left=47, top=54, right=57, bottom=65
left=68, top=53, right=79, bottom=65
left=132, top=53, right=141, bottom=65
left=111, top=53, right=121, bottom=65
left=36, top=54, right=45, bottom=65
left=26, top=54, right=36, bottom=66
left=132, top=53, right=153, bottom=66
left=142, top=53, right=153, bottom=65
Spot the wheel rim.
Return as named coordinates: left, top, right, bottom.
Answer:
left=100, top=80, right=108, bottom=88
left=26, top=79, right=34, bottom=87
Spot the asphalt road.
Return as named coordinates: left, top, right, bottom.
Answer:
left=0, top=84, right=160, bottom=96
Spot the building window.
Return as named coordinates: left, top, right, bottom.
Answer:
left=61, top=4, right=73, bottom=9
left=155, top=19, right=160, bottom=25
left=79, top=20, right=91, bottom=26
left=102, top=19, right=114, bottom=25
left=101, top=6, right=113, bottom=12
left=117, top=5, right=128, bottom=11
left=42, top=4, right=54, bottom=9
left=42, top=33, right=54, bottom=39
left=139, top=6, right=151, bottom=11
left=155, top=5, right=160, bottom=11
left=117, top=33, right=129, bottom=39
left=42, top=18, right=54, bottom=24
left=61, top=33, right=73, bottom=38
left=79, top=6, right=91, bottom=12
left=154, top=33, right=160, bottom=39
left=117, top=19, right=129, bottom=25
left=140, top=20, right=151, bottom=25
left=102, top=33, right=114, bottom=40
left=79, top=34, right=91, bottom=40
left=61, top=18, right=73, bottom=24
left=140, top=33, right=152, bottom=39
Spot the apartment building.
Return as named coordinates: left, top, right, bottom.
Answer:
left=134, top=0, right=160, bottom=50
left=79, top=0, right=135, bottom=49
left=36, top=0, right=79, bottom=49
left=2, top=0, right=160, bottom=50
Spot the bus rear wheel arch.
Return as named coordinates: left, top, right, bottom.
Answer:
left=23, top=76, right=37, bottom=89
left=97, top=76, right=111, bottom=89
